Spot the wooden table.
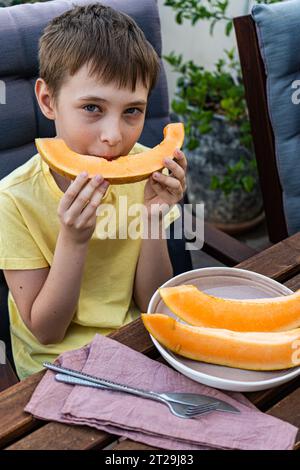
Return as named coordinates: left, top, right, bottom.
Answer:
left=1, top=232, right=300, bottom=451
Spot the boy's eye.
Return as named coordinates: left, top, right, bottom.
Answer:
left=82, top=105, right=144, bottom=116
left=125, top=107, right=143, bottom=116
left=83, top=104, right=101, bottom=113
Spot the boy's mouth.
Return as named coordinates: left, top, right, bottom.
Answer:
left=98, top=154, right=119, bottom=161
left=91, top=151, right=120, bottom=160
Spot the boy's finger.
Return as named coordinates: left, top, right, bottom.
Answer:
left=153, top=172, right=182, bottom=192
left=173, top=148, right=187, bottom=171
left=150, top=177, right=179, bottom=205
left=65, top=174, right=104, bottom=216
left=76, top=183, right=108, bottom=225
left=163, top=157, right=185, bottom=182
left=59, top=172, right=90, bottom=211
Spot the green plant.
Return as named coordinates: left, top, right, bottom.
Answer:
left=165, top=49, right=250, bottom=150
left=165, top=48, right=254, bottom=194
left=164, top=0, right=283, bottom=196
left=210, top=157, right=258, bottom=196
left=164, top=0, right=283, bottom=35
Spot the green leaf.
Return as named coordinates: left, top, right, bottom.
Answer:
left=217, top=0, right=229, bottom=14
left=233, top=160, right=245, bottom=172
left=210, top=175, right=220, bottom=190
left=225, top=21, right=233, bottom=36
left=242, top=176, right=255, bottom=193
left=198, top=123, right=212, bottom=134
left=191, top=13, right=200, bottom=26
left=209, top=18, right=218, bottom=36
left=176, top=11, right=183, bottom=24
left=172, top=100, right=187, bottom=114
left=187, top=138, right=200, bottom=151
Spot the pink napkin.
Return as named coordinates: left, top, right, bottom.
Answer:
left=25, top=334, right=298, bottom=450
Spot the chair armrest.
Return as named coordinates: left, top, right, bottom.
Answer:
left=183, top=192, right=258, bottom=266
left=0, top=358, right=19, bottom=392
left=203, top=221, right=258, bottom=266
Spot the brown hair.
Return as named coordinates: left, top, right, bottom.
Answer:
left=38, top=3, right=160, bottom=105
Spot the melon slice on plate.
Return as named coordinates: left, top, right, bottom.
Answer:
left=159, top=284, right=300, bottom=332
left=142, top=313, right=300, bottom=371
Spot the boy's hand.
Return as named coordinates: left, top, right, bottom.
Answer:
left=58, top=172, right=109, bottom=245
left=144, top=148, right=187, bottom=217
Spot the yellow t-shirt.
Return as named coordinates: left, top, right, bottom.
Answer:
left=0, top=143, right=180, bottom=380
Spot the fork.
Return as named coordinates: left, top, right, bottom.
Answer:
left=55, top=373, right=219, bottom=419
left=43, top=361, right=239, bottom=416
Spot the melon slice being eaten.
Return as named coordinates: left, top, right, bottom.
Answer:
left=35, top=122, right=184, bottom=184
left=142, top=313, right=300, bottom=370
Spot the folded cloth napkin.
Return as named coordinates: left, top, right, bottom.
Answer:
left=25, top=334, right=298, bottom=450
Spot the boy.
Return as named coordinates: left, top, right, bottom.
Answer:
left=0, top=3, right=187, bottom=380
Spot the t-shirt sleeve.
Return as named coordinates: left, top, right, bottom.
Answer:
left=0, top=192, right=48, bottom=269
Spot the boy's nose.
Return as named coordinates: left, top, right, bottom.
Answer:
left=99, top=122, right=122, bottom=146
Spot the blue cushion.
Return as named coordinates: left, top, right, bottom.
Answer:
left=0, top=0, right=170, bottom=179
left=252, top=0, right=300, bottom=235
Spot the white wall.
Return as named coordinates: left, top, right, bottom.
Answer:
left=157, top=0, right=252, bottom=106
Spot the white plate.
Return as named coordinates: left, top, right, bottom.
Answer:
left=147, top=267, right=300, bottom=392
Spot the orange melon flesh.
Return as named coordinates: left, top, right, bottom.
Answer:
left=142, top=313, right=300, bottom=370
left=159, top=285, right=300, bottom=332
left=35, top=122, right=184, bottom=184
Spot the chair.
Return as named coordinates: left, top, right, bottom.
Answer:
left=0, top=0, right=255, bottom=389
left=234, top=0, right=300, bottom=244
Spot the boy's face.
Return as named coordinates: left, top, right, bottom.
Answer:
left=35, top=63, right=149, bottom=160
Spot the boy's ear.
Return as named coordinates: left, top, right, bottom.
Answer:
left=35, top=78, right=56, bottom=120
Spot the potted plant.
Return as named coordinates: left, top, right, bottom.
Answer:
left=165, top=49, right=263, bottom=233
left=164, top=0, right=282, bottom=234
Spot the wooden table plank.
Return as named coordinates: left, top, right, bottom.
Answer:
left=243, top=272, right=300, bottom=410
left=284, top=273, right=300, bottom=292
left=5, top=422, right=117, bottom=451
left=245, top=378, right=300, bottom=413
left=0, top=372, right=43, bottom=448
left=112, top=439, right=157, bottom=451
left=2, top=233, right=300, bottom=450
left=235, top=232, right=300, bottom=282
left=266, top=388, right=300, bottom=448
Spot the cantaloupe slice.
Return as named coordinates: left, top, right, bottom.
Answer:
left=159, top=285, right=300, bottom=332
left=142, top=313, right=300, bottom=370
left=35, top=122, right=184, bottom=184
